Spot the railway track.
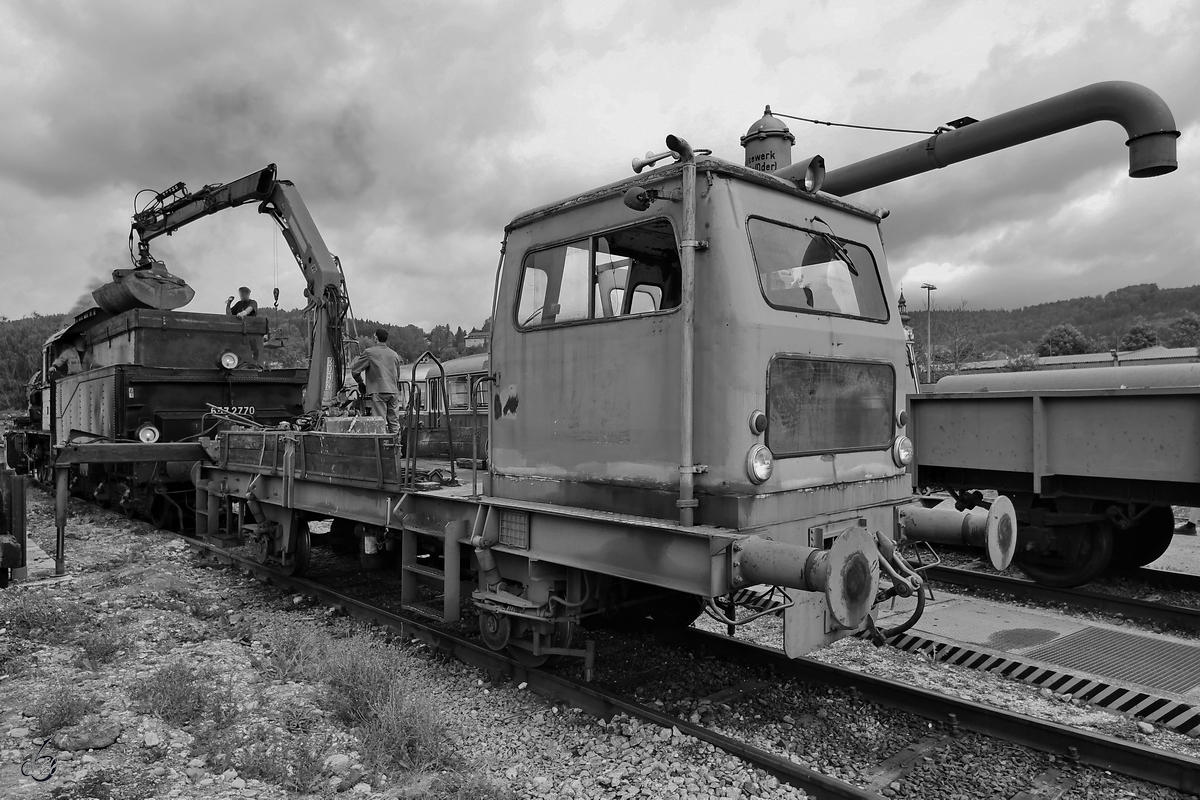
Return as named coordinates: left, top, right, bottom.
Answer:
left=924, top=565, right=1200, bottom=633
left=180, top=534, right=1200, bottom=799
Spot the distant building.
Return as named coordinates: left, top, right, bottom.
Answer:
left=956, top=345, right=1199, bottom=376
left=464, top=328, right=489, bottom=349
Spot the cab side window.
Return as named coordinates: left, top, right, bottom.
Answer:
left=517, top=219, right=680, bottom=329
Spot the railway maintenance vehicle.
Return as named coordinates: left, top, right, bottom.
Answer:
left=15, top=81, right=1180, bottom=668
left=186, top=81, right=1175, bottom=665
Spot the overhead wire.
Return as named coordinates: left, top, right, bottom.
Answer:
left=768, top=111, right=941, bottom=136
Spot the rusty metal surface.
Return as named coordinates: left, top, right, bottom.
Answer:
left=88, top=309, right=270, bottom=370
left=909, top=385, right=1200, bottom=495
left=491, top=172, right=913, bottom=526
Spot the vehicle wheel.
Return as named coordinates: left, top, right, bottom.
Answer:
left=478, top=610, right=511, bottom=651
left=1111, top=506, right=1176, bottom=569
left=279, top=521, right=311, bottom=577
left=648, top=591, right=706, bottom=627
left=1016, top=520, right=1113, bottom=588
left=150, top=493, right=179, bottom=531
left=508, top=620, right=574, bottom=668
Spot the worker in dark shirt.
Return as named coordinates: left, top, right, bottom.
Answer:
left=226, top=287, right=258, bottom=318
left=349, top=328, right=404, bottom=434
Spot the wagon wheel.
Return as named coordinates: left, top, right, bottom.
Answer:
left=478, top=610, right=511, bottom=652
left=1016, top=520, right=1113, bottom=588
left=648, top=591, right=706, bottom=627
left=1111, top=506, right=1176, bottom=569
left=508, top=620, right=575, bottom=669
left=278, top=521, right=312, bottom=578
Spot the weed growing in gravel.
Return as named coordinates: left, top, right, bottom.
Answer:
left=253, top=624, right=504, bottom=792
left=262, top=624, right=327, bottom=681
left=31, top=685, right=100, bottom=736
left=76, top=631, right=127, bottom=670
left=317, top=635, right=404, bottom=725
left=0, top=591, right=87, bottom=641
left=203, top=722, right=330, bottom=793
left=0, top=638, right=33, bottom=677
left=361, top=683, right=457, bottom=774
left=129, top=659, right=216, bottom=726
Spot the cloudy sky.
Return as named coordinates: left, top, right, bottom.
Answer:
left=0, top=0, right=1195, bottom=328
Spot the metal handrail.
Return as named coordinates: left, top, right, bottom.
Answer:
left=403, top=351, right=454, bottom=489
left=469, top=374, right=494, bottom=498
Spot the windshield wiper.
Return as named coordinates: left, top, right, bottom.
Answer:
left=811, top=216, right=859, bottom=276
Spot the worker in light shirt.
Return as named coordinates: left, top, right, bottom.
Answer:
left=349, top=328, right=403, bottom=434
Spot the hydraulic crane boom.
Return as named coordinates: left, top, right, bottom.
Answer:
left=129, top=164, right=349, bottom=413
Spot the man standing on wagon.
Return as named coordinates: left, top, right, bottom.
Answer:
left=349, top=328, right=403, bottom=434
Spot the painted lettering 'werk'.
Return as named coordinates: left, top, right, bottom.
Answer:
left=747, top=151, right=777, bottom=163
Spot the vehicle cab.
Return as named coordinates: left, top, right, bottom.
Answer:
left=488, top=117, right=917, bottom=651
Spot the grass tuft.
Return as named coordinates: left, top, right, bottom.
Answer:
left=128, top=660, right=215, bottom=726
left=77, top=631, right=127, bottom=670
left=0, top=592, right=87, bottom=641
left=203, top=723, right=330, bottom=793
left=262, top=624, right=327, bottom=682
left=361, top=683, right=457, bottom=775
left=31, top=685, right=100, bottom=736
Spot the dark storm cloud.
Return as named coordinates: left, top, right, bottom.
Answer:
left=0, top=0, right=1196, bottom=327
left=0, top=0, right=565, bottom=325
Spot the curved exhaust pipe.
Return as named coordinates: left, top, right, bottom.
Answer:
left=822, top=81, right=1179, bottom=196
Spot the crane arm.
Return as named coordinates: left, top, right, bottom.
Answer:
left=130, top=164, right=349, bottom=413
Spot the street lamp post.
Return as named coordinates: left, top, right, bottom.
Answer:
left=921, top=283, right=937, bottom=384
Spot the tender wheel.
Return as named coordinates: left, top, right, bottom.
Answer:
left=1016, top=520, right=1113, bottom=588
left=508, top=620, right=574, bottom=668
left=1111, top=506, right=1176, bottom=569
left=278, top=521, right=312, bottom=577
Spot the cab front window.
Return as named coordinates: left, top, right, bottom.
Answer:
left=748, top=216, right=888, bottom=322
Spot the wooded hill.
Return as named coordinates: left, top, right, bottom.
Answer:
left=907, top=283, right=1200, bottom=357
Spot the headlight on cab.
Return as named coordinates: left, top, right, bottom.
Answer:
left=219, top=351, right=239, bottom=370
left=746, top=444, right=773, bottom=485
left=892, top=435, right=914, bottom=467
left=136, top=424, right=161, bottom=444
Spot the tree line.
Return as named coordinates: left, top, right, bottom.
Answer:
left=907, top=283, right=1200, bottom=360
left=909, top=286, right=1200, bottom=381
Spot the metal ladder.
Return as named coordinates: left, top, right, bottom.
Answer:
left=399, top=515, right=465, bottom=622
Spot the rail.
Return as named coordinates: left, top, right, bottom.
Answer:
left=923, top=565, right=1200, bottom=633
left=660, top=627, right=1200, bottom=794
